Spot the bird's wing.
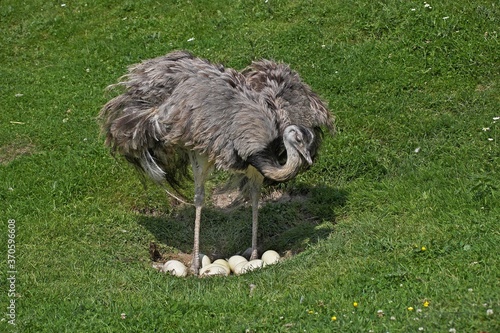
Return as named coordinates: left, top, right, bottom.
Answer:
left=156, top=69, right=280, bottom=171
left=242, top=59, right=335, bottom=134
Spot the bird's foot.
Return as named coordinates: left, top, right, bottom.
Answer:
left=190, top=262, right=199, bottom=276
left=249, top=248, right=259, bottom=261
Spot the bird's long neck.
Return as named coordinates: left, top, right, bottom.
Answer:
left=251, top=141, right=303, bottom=182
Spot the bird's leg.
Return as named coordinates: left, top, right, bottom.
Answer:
left=189, top=153, right=212, bottom=275
left=191, top=188, right=203, bottom=275
left=250, top=186, right=260, bottom=260
left=246, top=169, right=263, bottom=261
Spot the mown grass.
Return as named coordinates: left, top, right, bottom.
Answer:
left=1, top=0, right=499, bottom=332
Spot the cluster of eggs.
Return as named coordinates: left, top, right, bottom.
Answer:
left=161, top=250, right=281, bottom=277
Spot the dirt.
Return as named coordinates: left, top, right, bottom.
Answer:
left=0, top=140, right=35, bottom=165
left=210, top=187, right=309, bottom=209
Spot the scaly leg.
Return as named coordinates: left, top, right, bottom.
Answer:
left=189, top=153, right=212, bottom=275
left=250, top=186, right=260, bottom=260
left=247, top=166, right=264, bottom=261
left=191, top=203, right=203, bottom=274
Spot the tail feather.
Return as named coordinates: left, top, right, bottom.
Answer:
left=123, top=147, right=190, bottom=190
left=100, top=98, right=191, bottom=190
left=98, top=51, right=203, bottom=191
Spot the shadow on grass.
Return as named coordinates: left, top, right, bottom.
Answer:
left=138, top=184, right=347, bottom=260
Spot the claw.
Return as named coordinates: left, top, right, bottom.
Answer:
left=249, top=248, right=259, bottom=261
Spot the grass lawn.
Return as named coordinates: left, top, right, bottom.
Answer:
left=1, top=0, right=499, bottom=331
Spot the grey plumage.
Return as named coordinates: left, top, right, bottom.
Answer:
left=99, top=50, right=334, bottom=274
left=241, top=58, right=335, bottom=181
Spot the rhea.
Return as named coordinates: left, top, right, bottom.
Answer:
left=99, top=51, right=334, bottom=274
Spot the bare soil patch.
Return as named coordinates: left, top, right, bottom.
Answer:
left=0, top=140, right=35, bottom=165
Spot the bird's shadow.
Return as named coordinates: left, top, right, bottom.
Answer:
left=137, top=184, right=348, bottom=260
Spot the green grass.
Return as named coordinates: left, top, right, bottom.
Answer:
left=1, top=0, right=499, bottom=331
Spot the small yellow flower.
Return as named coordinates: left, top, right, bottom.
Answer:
left=353, top=302, right=358, bottom=307
left=408, top=307, right=414, bottom=311
left=331, top=316, right=337, bottom=321
left=423, top=301, right=430, bottom=307
left=421, top=246, right=427, bottom=251
left=307, top=310, right=314, bottom=314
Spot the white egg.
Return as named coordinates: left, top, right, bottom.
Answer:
left=199, top=263, right=230, bottom=277
left=228, top=255, right=248, bottom=272
left=199, top=253, right=211, bottom=268
left=261, top=250, right=280, bottom=265
left=241, top=259, right=264, bottom=274
left=233, top=261, right=248, bottom=275
left=213, top=259, right=231, bottom=272
left=163, top=260, right=188, bottom=277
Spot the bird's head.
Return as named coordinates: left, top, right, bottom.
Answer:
left=283, top=125, right=314, bottom=165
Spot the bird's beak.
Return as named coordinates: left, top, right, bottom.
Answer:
left=302, top=151, right=313, bottom=165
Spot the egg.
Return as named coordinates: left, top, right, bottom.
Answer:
left=233, top=261, right=248, bottom=275
left=199, top=263, right=230, bottom=277
left=162, top=260, right=188, bottom=277
left=241, top=259, right=264, bottom=274
left=213, top=259, right=231, bottom=272
left=261, top=250, right=280, bottom=265
left=199, top=253, right=211, bottom=268
left=228, top=255, right=248, bottom=273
